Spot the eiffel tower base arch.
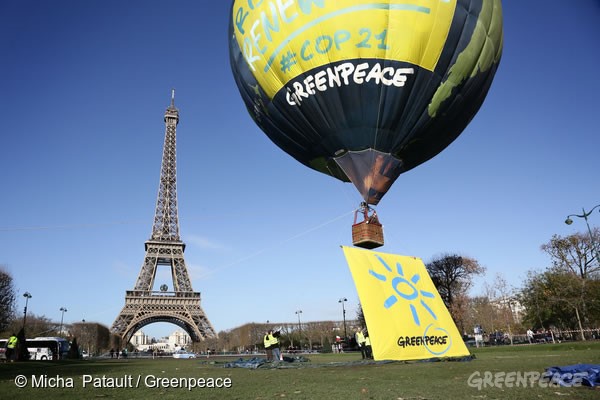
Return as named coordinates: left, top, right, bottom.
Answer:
left=112, top=290, right=216, bottom=344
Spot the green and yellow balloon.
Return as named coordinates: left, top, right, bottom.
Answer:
left=229, top=0, right=503, bottom=205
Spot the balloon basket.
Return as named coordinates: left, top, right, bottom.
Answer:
left=352, top=203, right=384, bottom=249
left=352, top=221, right=384, bottom=249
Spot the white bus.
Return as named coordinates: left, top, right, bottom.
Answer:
left=0, top=339, right=6, bottom=360
left=26, top=337, right=70, bottom=360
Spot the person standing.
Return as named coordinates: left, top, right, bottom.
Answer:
left=355, top=328, right=367, bottom=359
left=271, top=330, right=282, bottom=362
left=474, top=325, right=484, bottom=348
left=263, top=330, right=273, bottom=361
left=364, top=332, right=373, bottom=359
left=6, top=333, right=18, bottom=362
left=527, top=328, right=534, bottom=344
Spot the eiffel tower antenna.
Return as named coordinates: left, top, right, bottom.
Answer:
left=112, top=91, right=216, bottom=344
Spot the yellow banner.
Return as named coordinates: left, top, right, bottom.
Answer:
left=232, top=0, right=456, bottom=98
left=342, top=246, right=469, bottom=360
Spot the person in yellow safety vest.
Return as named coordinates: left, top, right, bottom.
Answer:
left=364, top=333, right=373, bottom=359
left=270, top=330, right=281, bottom=362
left=263, top=330, right=273, bottom=361
left=354, top=328, right=367, bottom=359
left=6, top=333, right=18, bottom=362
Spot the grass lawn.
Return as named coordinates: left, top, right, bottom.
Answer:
left=1, top=342, right=599, bottom=399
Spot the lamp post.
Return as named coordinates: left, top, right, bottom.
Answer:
left=564, top=204, right=599, bottom=342
left=59, top=307, right=68, bottom=337
left=22, top=292, right=32, bottom=329
left=565, top=204, right=600, bottom=264
left=295, top=310, right=303, bottom=331
left=295, top=310, right=303, bottom=348
left=338, top=297, right=348, bottom=339
left=82, top=319, right=89, bottom=356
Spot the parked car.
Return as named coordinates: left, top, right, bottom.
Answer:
left=172, top=350, right=196, bottom=359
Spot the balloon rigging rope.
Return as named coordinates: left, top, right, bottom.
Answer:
left=200, top=209, right=356, bottom=278
left=9, top=210, right=356, bottom=321
left=3, top=208, right=356, bottom=289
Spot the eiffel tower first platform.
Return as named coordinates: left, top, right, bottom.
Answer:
left=112, top=91, right=216, bottom=344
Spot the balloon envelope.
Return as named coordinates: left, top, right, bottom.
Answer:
left=229, top=0, right=503, bottom=204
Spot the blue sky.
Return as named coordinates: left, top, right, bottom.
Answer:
left=1, top=0, right=599, bottom=339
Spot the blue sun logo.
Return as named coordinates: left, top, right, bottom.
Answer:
left=369, top=255, right=437, bottom=326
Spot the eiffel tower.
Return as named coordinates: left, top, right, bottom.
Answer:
left=112, top=91, right=216, bottom=344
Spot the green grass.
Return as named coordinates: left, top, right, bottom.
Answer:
left=1, top=342, right=599, bottom=399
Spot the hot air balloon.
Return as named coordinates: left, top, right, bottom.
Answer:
left=229, top=0, right=503, bottom=248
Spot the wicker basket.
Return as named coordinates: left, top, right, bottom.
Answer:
left=352, top=221, right=384, bottom=249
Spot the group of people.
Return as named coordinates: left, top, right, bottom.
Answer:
left=262, top=327, right=373, bottom=360
left=354, top=328, right=373, bottom=359
left=263, top=329, right=281, bottom=362
left=109, top=348, right=128, bottom=359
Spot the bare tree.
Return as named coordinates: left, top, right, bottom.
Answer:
left=356, top=303, right=366, bottom=330
left=69, top=322, right=110, bottom=355
left=541, top=229, right=600, bottom=279
left=464, top=295, right=497, bottom=335
left=304, top=321, right=337, bottom=350
left=485, top=274, right=519, bottom=343
left=4, top=313, right=54, bottom=338
left=426, top=253, right=485, bottom=332
left=0, top=267, right=16, bottom=333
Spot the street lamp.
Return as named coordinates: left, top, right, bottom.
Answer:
left=295, top=310, right=303, bottom=345
left=81, top=319, right=90, bottom=356
left=565, top=204, right=600, bottom=264
left=59, top=307, right=68, bottom=336
left=22, top=292, right=32, bottom=329
left=338, top=297, right=348, bottom=339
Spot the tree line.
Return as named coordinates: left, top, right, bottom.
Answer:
left=424, top=227, right=600, bottom=341
left=1, top=227, right=598, bottom=353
